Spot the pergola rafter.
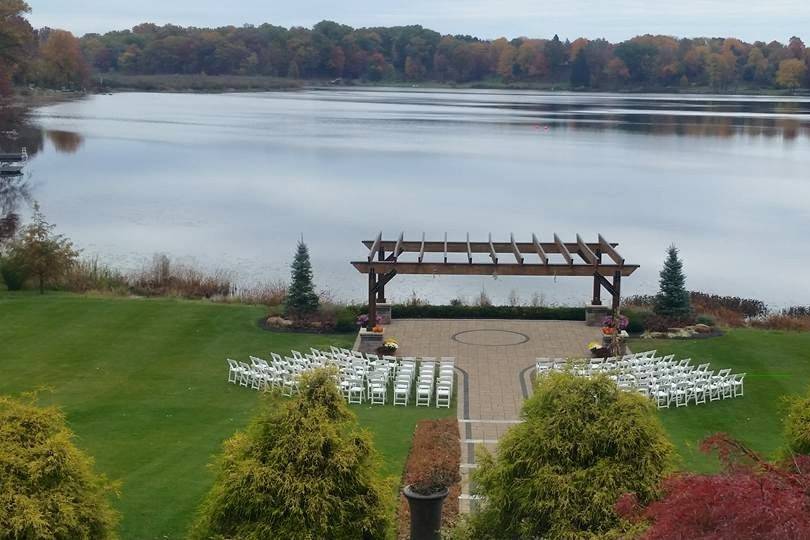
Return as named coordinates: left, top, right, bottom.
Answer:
left=352, top=233, right=639, bottom=330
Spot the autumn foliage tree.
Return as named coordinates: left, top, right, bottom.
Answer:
left=776, top=58, right=808, bottom=89
left=0, top=0, right=34, bottom=95
left=6, top=203, right=79, bottom=293
left=617, top=434, right=810, bottom=539
left=34, top=29, right=90, bottom=88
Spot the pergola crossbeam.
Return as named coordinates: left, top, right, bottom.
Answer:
left=368, top=231, right=381, bottom=262
left=418, top=233, right=426, bottom=263
left=577, top=234, right=598, bottom=265
left=353, top=261, right=637, bottom=277
left=510, top=233, right=524, bottom=264
left=532, top=233, right=548, bottom=264
left=361, top=240, right=616, bottom=255
left=488, top=233, right=498, bottom=264
left=599, top=234, right=625, bottom=265
left=554, top=233, right=573, bottom=265
left=393, top=232, right=404, bottom=261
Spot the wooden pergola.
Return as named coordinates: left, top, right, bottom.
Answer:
left=351, top=233, right=639, bottom=330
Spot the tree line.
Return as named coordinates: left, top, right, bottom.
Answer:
left=80, top=23, right=810, bottom=91
left=1, top=0, right=809, bottom=95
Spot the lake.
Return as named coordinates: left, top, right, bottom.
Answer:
left=2, top=88, right=809, bottom=307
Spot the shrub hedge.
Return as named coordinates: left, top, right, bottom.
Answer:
left=391, top=304, right=586, bottom=321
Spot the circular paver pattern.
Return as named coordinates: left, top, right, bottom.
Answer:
left=451, top=329, right=530, bottom=347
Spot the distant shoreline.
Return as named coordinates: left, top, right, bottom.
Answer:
left=6, top=76, right=808, bottom=102
left=95, top=74, right=808, bottom=97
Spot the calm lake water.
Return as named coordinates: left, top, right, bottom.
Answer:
left=2, top=88, right=809, bottom=307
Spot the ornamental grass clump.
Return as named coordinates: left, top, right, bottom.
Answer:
left=191, top=368, right=393, bottom=540
left=464, top=372, right=674, bottom=539
left=0, top=394, right=119, bottom=540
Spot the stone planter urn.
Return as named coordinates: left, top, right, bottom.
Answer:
left=403, top=485, right=448, bottom=540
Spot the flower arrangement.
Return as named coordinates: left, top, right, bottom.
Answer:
left=588, top=340, right=609, bottom=358
left=356, top=313, right=383, bottom=327
left=602, top=315, right=629, bottom=334
left=381, top=338, right=399, bottom=354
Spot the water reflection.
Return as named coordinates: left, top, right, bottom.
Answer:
left=46, top=130, right=84, bottom=153
left=312, top=89, right=810, bottom=140
left=0, top=174, right=30, bottom=242
left=0, top=107, right=44, bottom=157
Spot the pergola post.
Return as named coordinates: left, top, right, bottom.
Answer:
left=368, top=270, right=377, bottom=330
left=592, top=274, right=602, bottom=305
left=611, top=269, right=622, bottom=313
left=376, top=245, right=386, bottom=303
left=591, top=250, right=602, bottom=305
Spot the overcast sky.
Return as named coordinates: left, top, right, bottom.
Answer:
left=27, top=0, right=810, bottom=42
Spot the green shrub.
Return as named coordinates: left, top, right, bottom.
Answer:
left=695, top=314, right=717, bottom=327
left=391, top=304, right=586, bottom=321
left=335, top=306, right=359, bottom=332
left=623, top=308, right=652, bottom=334
left=0, top=394, right=119, bottom=539
left=465, top=372, right=674, bottom=538
left=192, top=369, right=393, bottom=540
left=0, top=255, right=27, bottom=290
left=783, top=389, right=810, bottom=456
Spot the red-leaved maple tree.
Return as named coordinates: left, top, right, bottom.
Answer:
left=616, top=433, right=810, bottom=539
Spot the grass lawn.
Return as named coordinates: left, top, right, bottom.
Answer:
left=631, top=329, right=810, bottom=472
left=0, top=293, right=454, bottom=539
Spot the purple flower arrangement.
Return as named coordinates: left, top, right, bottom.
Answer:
left=602, top=315, right=630, bottom=330
left=356, top=314, right=383, bottom=326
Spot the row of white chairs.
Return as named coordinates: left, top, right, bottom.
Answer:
left=226, top=347, right=456, bottom=408
left=536, top=350, right=745, bottom=409
left=392, top=358, right=455, bottom=408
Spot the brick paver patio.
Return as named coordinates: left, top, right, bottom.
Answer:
left=387, top=318, right=602, bottom=512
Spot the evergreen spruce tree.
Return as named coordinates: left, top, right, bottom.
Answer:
left=284, top=239, right=320, bottom=318
left=570, top=49, right=591, bottom=87
left=192, top=369, right=392, bottom=539
left=465, top=373, right=674, bottom=538
left=0, top=395, right=119, bottom=539
left=654, top=245, right=692, bottom=319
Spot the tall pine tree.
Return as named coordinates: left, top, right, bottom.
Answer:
left=654, top=245, right=692, bottom=319
left=284, top=239, right=319, bottom=318
left=570, top=49, right=591, bottom=87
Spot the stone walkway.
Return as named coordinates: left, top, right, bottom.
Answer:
left=387, top=318, right=602, bottom=512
